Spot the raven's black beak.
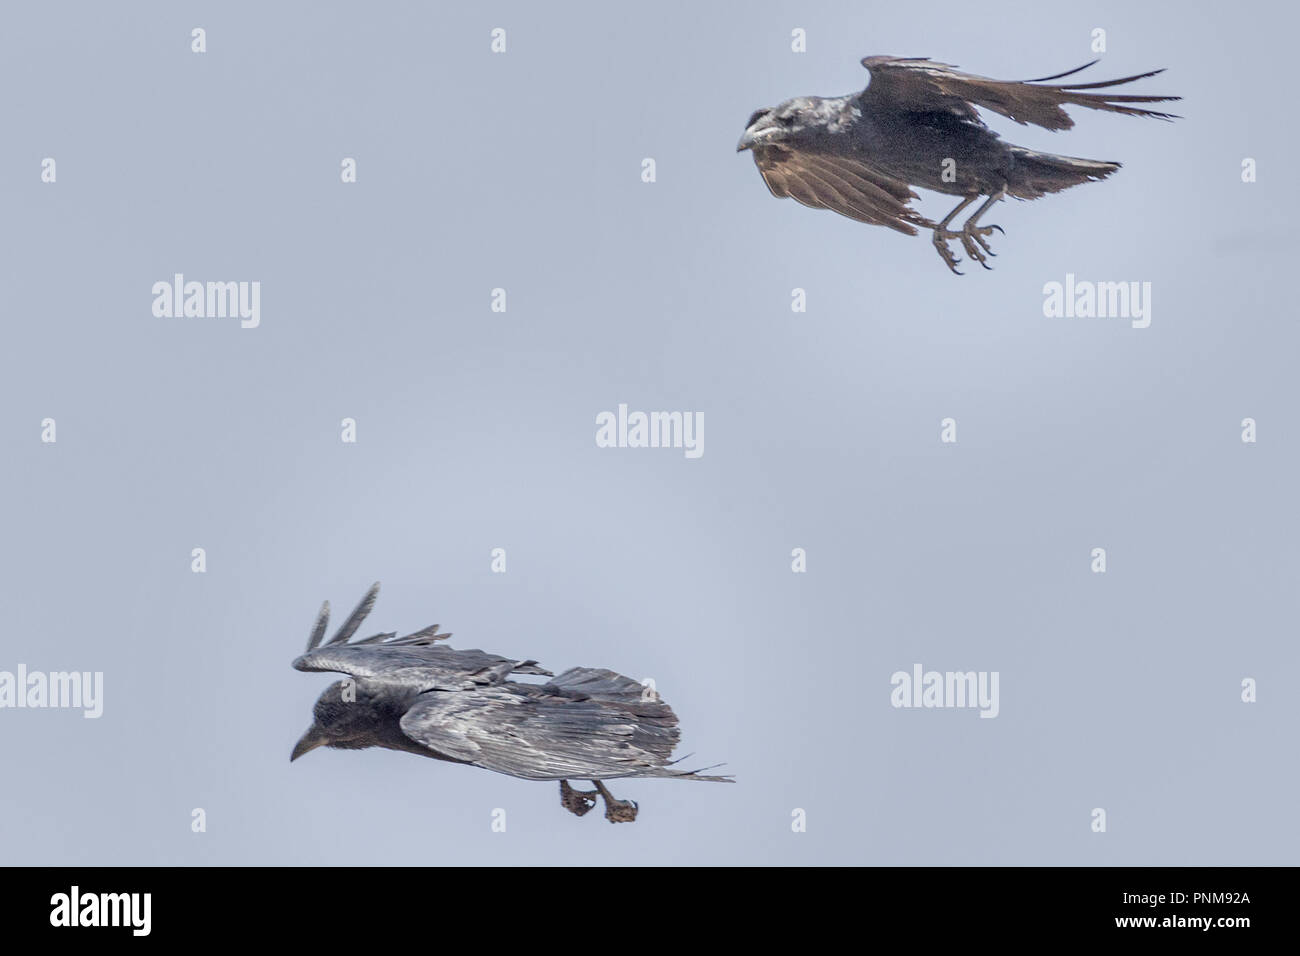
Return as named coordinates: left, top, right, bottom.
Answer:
left=737, top=122, right=776, bottom=152
left=291, top=727, right=326, bottom=762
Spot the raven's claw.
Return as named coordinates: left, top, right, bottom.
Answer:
left=932, top=191, right=1006, bottom=273
left=935, top=223, right=1002, bottom=271
left=931, top=229, right=965, bottom=275
left=562, top=779, right=639, bottom=822
left=593, top=780, right=640, bottom=823
left=559, top=779, right=598, bottom=817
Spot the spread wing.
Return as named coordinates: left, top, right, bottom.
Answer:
left=293, top=582, right=551, bottom=690
left=398, top=668, right=686, bottom=780
left=858, top=56, right=1181, bottom=131
left=750, top=147, right=931, bottom=234
left=294, top=642, right=552, bottom=690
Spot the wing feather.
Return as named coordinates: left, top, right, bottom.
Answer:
left=859, top=56, right=1180, bottom=131
left=751, top=146, right=930, bottom=234
left=324, top=582, right=379, bottom=646
left=293, top=643, right=552, bottom=689
left=305, top=601, right=330, bottom=652
left=294, top=584, right=550, bottom=687
left=398, top=668, right=682, bottom=780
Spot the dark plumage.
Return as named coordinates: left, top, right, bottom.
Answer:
left=737, top=55, right=1180, bottom=273
left=290, top=583, right=731, bottom=822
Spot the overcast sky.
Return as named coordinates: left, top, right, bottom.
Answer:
left=1, top=1, right=1296, bottom=865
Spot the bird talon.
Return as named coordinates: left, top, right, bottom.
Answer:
left=956, top=217, right=1001, bottom=265
left=559, top=779, right=599, bottom=817
left=592, top=780, right=640, bottom=823
left=604, top=799, right=639, bottom=823
left=931, top=230, right=965, bottom=275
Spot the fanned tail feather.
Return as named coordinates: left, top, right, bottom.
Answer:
left=1008, top=147, right=1121, bottom=199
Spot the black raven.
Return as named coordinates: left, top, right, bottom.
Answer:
left=737, top=56, right=1180, bottom=273
left=290, top=584, right=731, bottom=822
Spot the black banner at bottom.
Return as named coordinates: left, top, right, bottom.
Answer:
left=3, top=866, right=1274, bottom=941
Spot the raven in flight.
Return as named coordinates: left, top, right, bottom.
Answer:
left=737, top=56, right=1179, bottom=273
left=290, top=584, right=731, bottom=822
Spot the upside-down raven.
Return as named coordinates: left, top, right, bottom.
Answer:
left=737, top=56, right=1180, bottom=273
left=290, top=584, right=731, bottom=822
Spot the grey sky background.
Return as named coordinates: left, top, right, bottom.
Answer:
left=1, top=1, right=1296, bottom=865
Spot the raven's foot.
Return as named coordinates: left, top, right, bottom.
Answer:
left=958, top=189, right=1006, bottom=269
left=593, top=780, right=639, bottom=823
left=931, top=229, right=965, bottom=276
left=961, top=223, right=1003, bottom=269
left=931, top=224, right=1004, bottom=274
left=559, top=779, right=598, bottom=817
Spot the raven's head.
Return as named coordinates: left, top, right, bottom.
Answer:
left=290, top=680, right=375, bottom=760
left=736, top=98, right=824, bottom=151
